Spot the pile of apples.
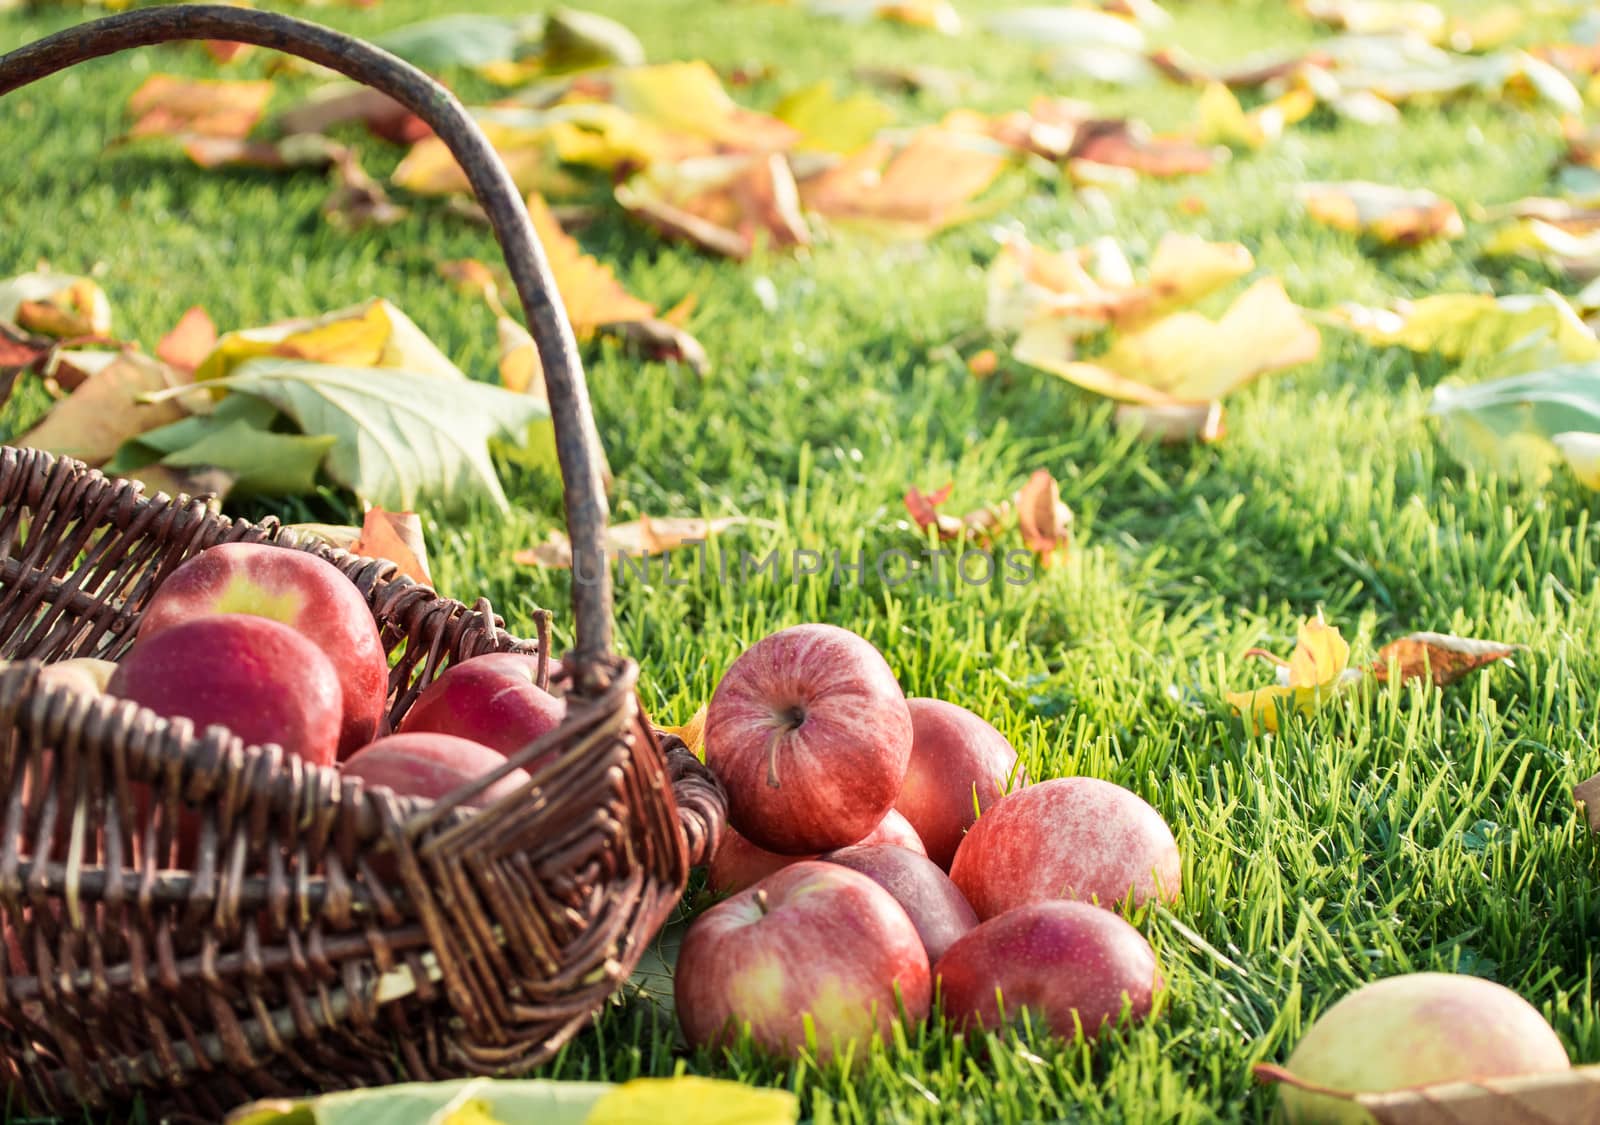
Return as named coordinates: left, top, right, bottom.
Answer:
left=39, top=542, right=569, bottom=829
left=674, top=623, right=1182, bottom=1060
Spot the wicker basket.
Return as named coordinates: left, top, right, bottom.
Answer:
left=0, top=9, right=727, bottom=1117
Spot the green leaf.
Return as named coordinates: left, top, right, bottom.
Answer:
left=543, top=8, right=646, bottom=71
left=206, top=359, right=549, bottom=513
left=158, top=421, right=336, bottom=498
left=1429, top=366, right=1600, bottom=487
left=225, top=1078, right=611, bottom=1125
left=105, top=394, right=279, bottom=472
left=374, top=15, right=540, bottom=70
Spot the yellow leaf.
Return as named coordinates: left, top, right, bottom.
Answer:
left=1300, top=0, right=1447, bottom=40
left=1298, top=181, right=1464, bottom=246
left=1226, top=612, right=1356, bottom=733
left=527, top=193, right=655, bottom=333
left=773, top=80, right=894, bottom=154
left=1019, top=277, right=1320, bottom=405
left=0, top=272, right=112, bottom=338
left=1286, top=612, right=1351, bottom=688
left=1484, top=218, right=1600, bottom=280
left=1552, top=431, right=1600, bottom=489
left=660, top=705, right=708, bottom=756
left=195, top=299, right=465, bottom=384
left=393, top=122, right=587, bottom=198
left=611, top=61, right=798, bottom=152
left=497, top=315, right=542, bottom=396
left=1330, top=292, right=1600, bottom=363
left=1194, top=83, right=1313, bottom=150
left=584, top=1076, right=798, bottom=1125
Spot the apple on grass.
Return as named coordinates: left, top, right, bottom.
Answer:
left=821, top=844, right=978, bottom=964
left=896, top=698, right=1024, bottom=869
left=398, top=652, right=564, bottom=759
left=1277, top=972, right=1571, bottom=1125
left=139, top=542, right=389, bottom=759
left=709, top=808, right=926, bottom=895
left=950, top=777, right=1180, bottom=919
left=704, top=624, right=913, bottom=854
left=675, top=860, right=930, bottom=1062
left=108, top=614, right=343, bottom=766
left=341, top=733, right=533, bottom=807
left=934, top=900, right=1162, bottom=1041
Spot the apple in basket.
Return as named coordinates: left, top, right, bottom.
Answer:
left=675, top=861, right=930, bottom=1062
left=138, top=542, right=389, bottom=759
left=398, top=652, right=565, bottom=760
left=709, top=808, right=926, bottom=895
left=950, top=777, right=1181, bottom=919
left=704, top=624, right=913, bottom=854
left=1275, top=972, right=1571, bottom=1125
left=935, top=900, right=1163, bottom=1041
left=108, top=614, right=344, bottom=766
left=341, top=733, right=534, bottom=806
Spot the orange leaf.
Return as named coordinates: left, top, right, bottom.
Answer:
left=800, top=127, right=1012, bottom=237
left=1071, top=120, right=1221, bottom=177
left=156, top=307, right=217, bottom=374
left=968, top=349, right=999, bottom=378
left=617, top=154, right=810, bottom=260
left=1014, top=469, right=1072, bottom=566
left=126, top=75, right=273, bottom=140
left=1576, top=772, right=1600, bottom=835
left=905, top=483, right=962, bottom=539
left=527, top=193, right=655, bottom=333
left=1370, top=632, right=1520, bottom=688
left=202, top=40, right=253, bottom=66
left=1255, top=1061, right=1600, bottom=1124
left=659, top=704, right=708, bottom=757
left=352, top=507, right=432, bottom=586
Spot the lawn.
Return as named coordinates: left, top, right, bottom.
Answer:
left=2, top=0, right=1599, bottom=1122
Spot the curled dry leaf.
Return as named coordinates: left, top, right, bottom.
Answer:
left=0, top=273, right=112, bottom=339
left=1254, top=1061, right=1600, bottom=1124
left=156, top=307, right=218, bottom=374
left=126, top=75, right=274, bottom=140
left=276, top=85, right=431, bottom=146
left=597, top=320, right=711, bottom=375
left=1226, top=612, right=1361, bottom=734
left=616, top=154, right=810, bottom=260
left=1576, top=772, right=1600, bottom=835
left=180, top=133, right=345, bottom=172
left=1115, top=401, right=1225, bottom=443
left=515, top=516, right=754, bottom=569
left=1069, top=119, right=1223, bottom=178
left=324, top=149, right=408, bottom=230
left=1194, top=83, right=1315, bottom=150
left=1298, top=181, right=1464, bottom=246
left=1484, top=219, right=1600, bottom=281
left=1370, top=632, right=1519, bottom=687
left=196, top=298, right=466, bottom=383
left=353, top=507, right=432, bottom=585
left=1014, top=469, right=1072, bottom=567
left=659, top=705, right=708, bottom=757
left=904, top=483, right=1010, bottom=545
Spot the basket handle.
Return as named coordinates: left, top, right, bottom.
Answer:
left=0, top=6, right=618, bottom=683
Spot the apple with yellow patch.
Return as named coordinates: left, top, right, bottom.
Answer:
left=139, top=543, right=389, bottom=758
left=674, top=860, right=930, bottom=1062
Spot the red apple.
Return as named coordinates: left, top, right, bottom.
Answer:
left=108, top=614, right=342, bottom=766
left=1278, top=973, right=1571, bottom=1125
left=821, top=844, right=978, bottom=963
left=341, top=733, right=532, bottom=806
left=709, top=808, right=926, bottom=895
left=704, top=623, right=913, bottom=853
left=397, top=652, right=564, bottom=758
left=935, top=900, right=1162, bottom=1040
left=675, top=860, right=930, bottom=1062
left=950, top=777, right=1180, bottom=919
left=896, top=698, right=1024, bottom=869
left=139, top=542, right=388, bottom=759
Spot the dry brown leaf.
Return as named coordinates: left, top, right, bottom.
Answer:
left=659, top=704, right=708, bottom=757
left=324, top=149, right=408, bottom=230
left=528, top=193, right=656, bottom=333
left=1255, top=1061, right=1600, bottom=1124
left=905, top=482, right=961, bottom=539
left=800, top=127, right=1012, bottom=237
left=515, top=516, right=752, bottom=568
left=1576, top=772, right=1600, bottom=835
left=126, top=75, right=273, bottom=140
left=1369, top=632, right=1520, bottom=687
left=352, top=507, right=432, bottom=585
left=1115, top=401, right=1225, bottom=443
left=276, top=86, right=430, bottom=146
left=616, top=154, right=810, bottom=260
left=1299, top=182, right=1464, bottom=247
left=1070, top=120, right=1223, bottom=177
left=156, top=307, right=217, bottom=374
left=181, top=134, right=345, bottom=172
left=1015, top=469, right=1072, bottom=567
left=123, top=462, right=234, bottom=507
left=19, top=353, right=195, bottom=467
left=597, top=320, right=710, bottom=374
left=0, top=324, right=55, bottom=406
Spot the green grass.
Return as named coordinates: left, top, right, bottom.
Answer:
left=3, top=0, right=1600, bottom=1121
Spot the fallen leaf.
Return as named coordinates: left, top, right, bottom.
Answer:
left=1429, top=366, right=1600, bottom=488
left=1069, top=119, right=1223, bottom=177
left=610, top=61, right=799, bottom=153
left=597, top=320, right=711, bottom=374
left=1552, top=431, right=1600, bottom=489
left=528, top=193, right=658, bottom=331
left=1150, top=45, right=1319, bottom=88
left=373, top=13, right=540, bottom=72
left=617, top=154, right=810, bottom=260
left=204, top=358, right=550, bottom=513
left=1370, top=632, right=1519, bottom=687
left=440, top=258, right=508, bottom=306
left=1194, top=82, right=1315, bottom=149
left=202, top=40, right=252, bottom=66
left=196, top=299, right=466, bottom=384
left=1016, top=277, right=1321, bottom=406
left=18, top=352, right=194, bottom=467
left=0, top=325, right=53, bottom=408
left=1576, top=772, right=1600, bottom=834
left=586, top=1076, right=798, bottom=1125
left=180, top=133, right=345, bottom=172
left=1301, top=0, right=1448, bottom=39
left=1015, top=469, right=1072, bottom=567
left=540, top=7, right=647, bottom=73
left=156, top=306, right=217, bottom=373
left=659, top=705, right=708, bottom=757
left=1484, top=218, right=1600, bottom=280
left=324, top=149, right=408, bottom=229
left=1226, top=611, right=1360, bottom=733
left=812, top=0, right=961, bottom=34
left=276, top=85, right=431, bottom=145
left=0, top=273, right=112, bottom=338
left=392, top=120, right=588, bottom=198
left=1115, top=400, right=1225, bottom=443
left=126, top=74, right=273, bottom=140
left=1254, top=1061, right=1600, bottom=1124
left=515, top=516, right=753, bottom=568
left=1330, top=292, right=1600, bottom=363
left=853, top=62, right=972, bottom=100
left=905, top=482, right=962, bottom=539
left=988, top=7, right=1156, bottom=85
left=353, top=507, right=432, bottom=584
left=799, top=127, right=1014, bottom=238
left=773, top=80, right=894, bottom=155
left=1298, top=181, right=1464, bottom=246
left=123, top=462, right=235, bottom=506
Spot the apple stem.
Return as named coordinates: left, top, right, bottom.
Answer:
left=754, top=889, right=770, bottom=916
